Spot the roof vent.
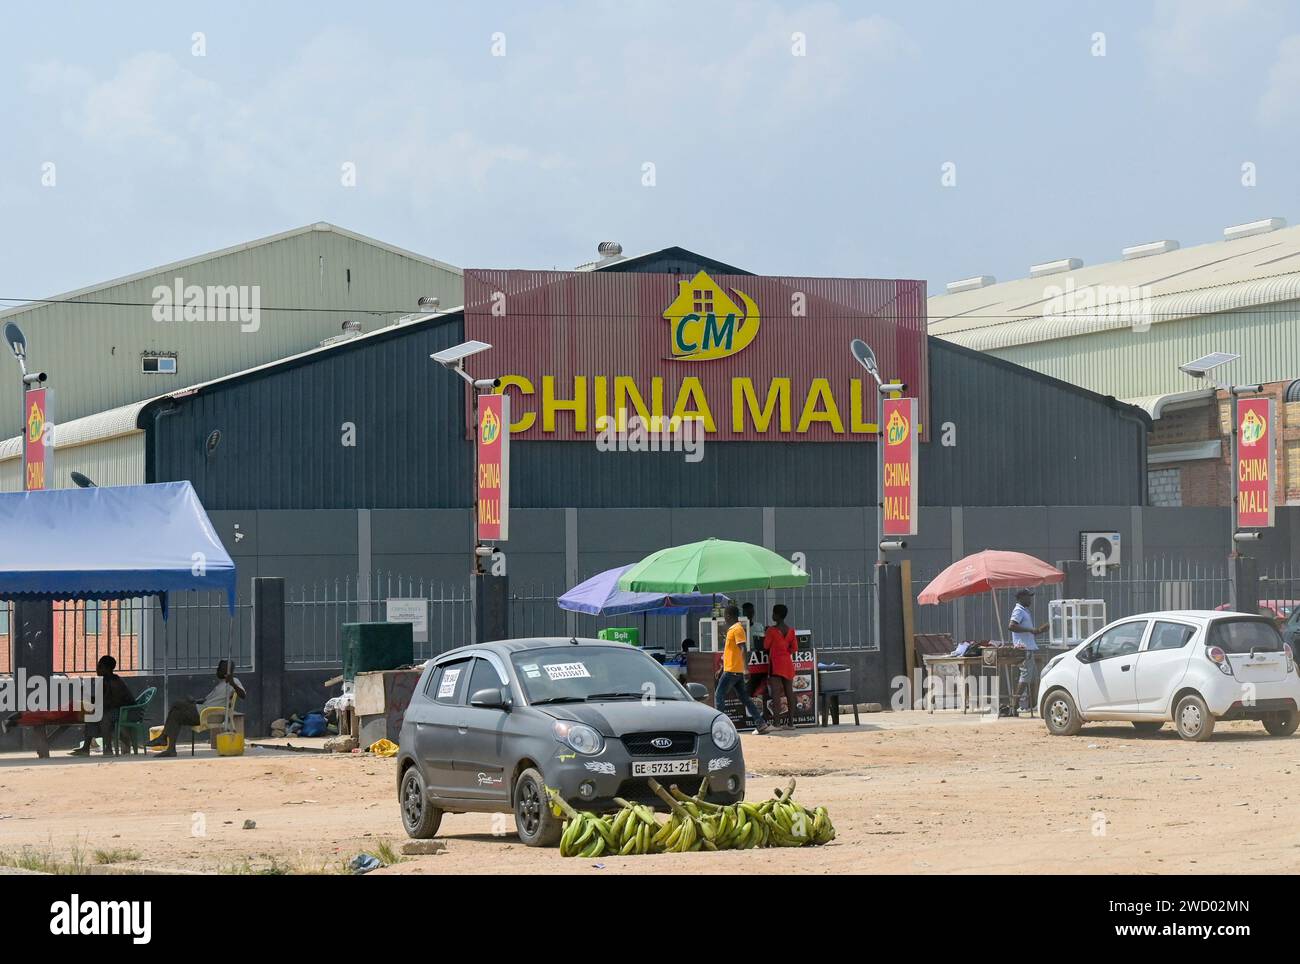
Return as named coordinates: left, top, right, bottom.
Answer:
left=1028, top=257, right=1083, bottom=279
left=1122, top=239, right=1180, bottom=260
left=341, top=320, right=362, bottom=334
left=945, top=275, right=997, bottom=293
left=597, top=241, right=623, bottom=259
left=1224, top=217, right=1286, bottom=240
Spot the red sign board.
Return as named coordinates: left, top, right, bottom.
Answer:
left=882, top=397, right=918, bottom=536
left=1236, top=396, right=1274, bottom=529
left=463, top=268, right=928, bottom=443
left=23, top=387, right=48, bottom=491
left=477, top=394, right=510, bottom=540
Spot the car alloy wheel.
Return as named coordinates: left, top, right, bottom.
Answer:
left=517, top=778, right=542, bottom=836
left=402, top=772, right=423, bottom=828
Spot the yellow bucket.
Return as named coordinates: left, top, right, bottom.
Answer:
left=215, top=731, right=245, bottom=756
left=148, top=725, right=169, bottom=753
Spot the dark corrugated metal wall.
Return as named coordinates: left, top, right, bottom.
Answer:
left=150, top=321, right=1146, bottom=510
left=149, top=317, right=472, bottom=510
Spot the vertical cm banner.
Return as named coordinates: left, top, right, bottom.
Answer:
left=882, top=397, right=918, bottom=536
left=477, top=393, right=510, bottom=541
left=1236, top=396, right=1274, bottom=529
left=23, top=387, right=48, bottom=491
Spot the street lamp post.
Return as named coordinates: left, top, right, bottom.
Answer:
left=1177, top=352, right=1263, bottom=555
left=4, top=321, right=48, bottom=491
left=430, top=339, right=500, bottom=575
left=849, top=339, right=907, bottom=565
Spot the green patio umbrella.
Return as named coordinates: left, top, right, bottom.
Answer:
left=616, top=538, right=809, bottom=594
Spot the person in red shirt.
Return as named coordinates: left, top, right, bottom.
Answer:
left=763, top=604, right=798, bottom=729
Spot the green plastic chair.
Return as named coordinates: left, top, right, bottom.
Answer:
left=114, top=686, right=157, bottom=755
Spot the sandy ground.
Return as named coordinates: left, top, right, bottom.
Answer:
left=1, top=711, right=1297, bottom=874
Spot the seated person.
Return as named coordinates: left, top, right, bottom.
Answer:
left=71, top=655, right=136, bottom=757
left=146, top=659, right=246, bottom=757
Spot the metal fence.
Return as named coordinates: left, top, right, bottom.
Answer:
left=286, top=572, right=472, bottom=667
left=910, top=557, right=1237, bottom=645
left=0, top=592, right=251, bottom=677
left=511, top=566, right=878, bottom=652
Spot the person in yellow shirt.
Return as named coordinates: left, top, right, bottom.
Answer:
left=714, top=605, right=771, bottom=734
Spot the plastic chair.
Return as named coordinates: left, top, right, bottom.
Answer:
left=189, top=693, right=238, bottom=756
left=114, top=686, right=157, bottom=755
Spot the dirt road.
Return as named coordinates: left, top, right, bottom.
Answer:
left=1, top=712, right=1295, bottom=874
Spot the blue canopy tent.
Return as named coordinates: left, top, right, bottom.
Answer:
left=0, top=481, right=236, bottom=616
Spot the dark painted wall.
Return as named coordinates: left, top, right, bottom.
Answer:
left=148, top=330, right=1146, bottom=510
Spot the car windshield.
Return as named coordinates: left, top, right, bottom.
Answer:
left=512, top=646, right=687, bottom=704
left=1208, top=618, right=1285, bottom=654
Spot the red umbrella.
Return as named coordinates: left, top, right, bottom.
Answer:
left=917, top=550, right=1063, bottom=605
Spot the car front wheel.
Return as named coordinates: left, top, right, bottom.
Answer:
left=400, top=765, right=443, bottom=839
left=1262, top=710, right=1299, bottom=737
left=1043, top=690, right=1083, bottom=736
left=1174, top=694, right=1215, bottom=742
left=513, top=767, right=563, bottom=848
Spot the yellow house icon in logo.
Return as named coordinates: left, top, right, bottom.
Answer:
left=663, top=271, right=761, bottom=361
left=1240, top=408, right=1266, bottom=446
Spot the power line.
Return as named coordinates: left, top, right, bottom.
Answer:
left=1, top=263, right=1299, bottom=323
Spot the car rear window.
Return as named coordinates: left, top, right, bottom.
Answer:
left=1207, top=618, right=1284, bottom=654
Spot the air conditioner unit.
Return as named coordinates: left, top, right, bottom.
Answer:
left=1080, top=532, right=1122, bottom=567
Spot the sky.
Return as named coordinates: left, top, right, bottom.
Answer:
left=2, top=0, right=1299, bottom=300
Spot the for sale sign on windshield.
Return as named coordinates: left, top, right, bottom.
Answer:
left=1236, top=396, right=1274, bottom=528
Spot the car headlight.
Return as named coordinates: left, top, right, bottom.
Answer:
left=552, top=720, right=604, bottom=755
left=711, top=714, right=738, bottom=751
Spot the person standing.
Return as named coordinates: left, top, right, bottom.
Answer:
left=763, top=604, right=798, bottom=729
left=1008, top=589, right=1049, bottom=715
left=715, top=605, right=771, bottom=734
left=741, top=601, right=770, bottom=709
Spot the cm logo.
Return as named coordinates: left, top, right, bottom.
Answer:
left=663, top=271, right=760, bottom=361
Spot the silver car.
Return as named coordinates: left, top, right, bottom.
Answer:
left=396, top=638, right=746, bottom=847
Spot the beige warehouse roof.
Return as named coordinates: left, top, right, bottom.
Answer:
left=930, top=222, right=1300, bottom=350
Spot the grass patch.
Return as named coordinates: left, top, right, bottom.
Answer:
left=373, top=840, right=406, bottom=866
left=93, top=847, right=142, bottom=865
left=0, top=837, right=90, bottom=875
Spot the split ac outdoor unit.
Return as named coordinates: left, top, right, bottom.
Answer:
left=1080, top=531, right=1122, bottom=568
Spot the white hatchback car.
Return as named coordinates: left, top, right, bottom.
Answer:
left=1038, top=610, right=1300, bottom=741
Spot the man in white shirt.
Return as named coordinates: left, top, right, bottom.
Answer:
left=146, top=660, right=246, bottom=757
left=1008, top=589, right=1049, bottom=715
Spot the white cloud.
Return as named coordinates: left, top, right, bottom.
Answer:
left=1145, top=0, right=1256, bottom=78
left=1258, top=33, right=1300, bottom=127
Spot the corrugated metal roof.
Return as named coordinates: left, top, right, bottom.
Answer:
left=0, top=223, right=465, bottom=439
left=930, top=221, right=1300, bottom=349
left=0, top=222, right=459, bottom=321
left=0, top=398, right=151, bottom=462
left=1123, top=388, right=1215, bottom=420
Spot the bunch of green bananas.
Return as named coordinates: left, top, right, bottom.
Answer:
left=557, top=808, right=617, bottom=858
left=609, top=797, right=662, bottom=856
left=548, top=777, right=836, bottom=857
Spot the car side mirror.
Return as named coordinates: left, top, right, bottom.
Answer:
left=470, top=686, right=511, bottom=710
left=686, top=682, right=709, bottom=702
